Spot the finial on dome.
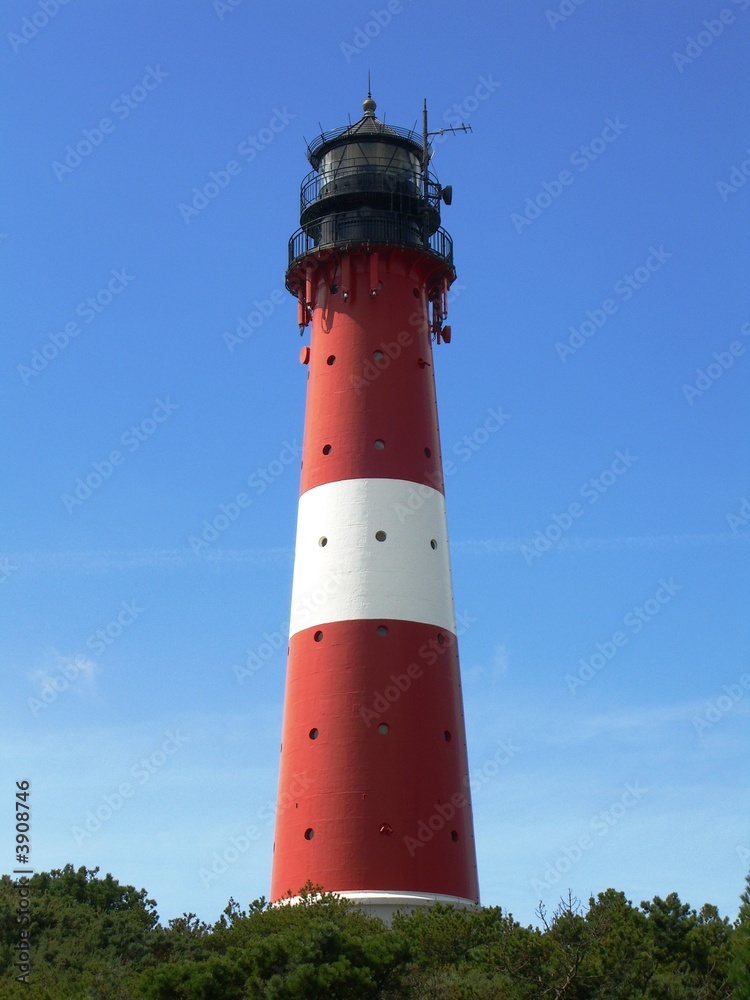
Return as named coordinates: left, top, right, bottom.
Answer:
left=363, top=71, right=376, bottom=116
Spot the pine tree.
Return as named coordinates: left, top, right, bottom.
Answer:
left=729, top=870, right=750, bottom=998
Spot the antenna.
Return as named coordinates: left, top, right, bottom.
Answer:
left=422, top=99, right=472, bottom=183
left=432, top=124, right=473, bottom=137
left=422, top=100, right=472, bottom=240
left=422, top=100, right=429, bottom=203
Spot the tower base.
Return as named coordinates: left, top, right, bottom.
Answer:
left=278, top=889, right=478, bottom=925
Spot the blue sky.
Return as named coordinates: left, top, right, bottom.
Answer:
left=2, top=0, right=749, bottom=927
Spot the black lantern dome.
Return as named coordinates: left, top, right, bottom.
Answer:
left=287, top=93, right=453, bottom=278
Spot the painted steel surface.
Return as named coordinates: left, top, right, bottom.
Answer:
left=271, top=250, right=479, bottom=907
left=298, top=255, right=447, bottom=495
left=272, top=618, right=478, bottom=901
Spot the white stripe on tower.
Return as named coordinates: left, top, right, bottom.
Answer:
left=289, top=478, right=455, bottom=637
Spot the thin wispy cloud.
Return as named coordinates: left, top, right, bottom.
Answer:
left=489, top=697, right=750, bottom=750
left=453, top=533, right=749, bottom=555
left=4, top=535, right=745, bottom=577
left=28, top=650, right=98, bottom=698
left=5, top=548, right=294, bottom=575
left=493, top=642, right=510, bottom=679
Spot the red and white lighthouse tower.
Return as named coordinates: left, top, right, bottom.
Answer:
left=271, top=93, right=479, bottom=920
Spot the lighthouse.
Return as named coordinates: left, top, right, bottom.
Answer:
left=271, top=92, right=479, bottom=921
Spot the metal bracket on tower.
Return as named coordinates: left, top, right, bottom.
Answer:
left=341, top=257, right=351, bottom=302
left=297, top=293, right=310, bottom=334
left=369, top=252, right=379, bottom=297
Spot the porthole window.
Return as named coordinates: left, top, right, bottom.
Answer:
left=430, top=539, right=437, bottom=549
left=309, top=728, right=319, bottom=740
left=375, top=530, right=387, bottom=542
left=374, top=439, right=385, bottom=450
left=437, top=633, right=445, bottom=646
left=412, top=288, right=420, bottom=298
left=376, top=625, right=388, bottom=637
left=444, top=730, right=452, bottom=742
left=377, top=723, right=389, bottom=735
left=373, top=350, right=385, bottom=362
left=322, top=444, right=332, bottom=455
left=451, top=830, right=458, bottom=842
left=314, top=631, right=323, bottom=642
left=327, top=355, right=336, bottom=365
left=319, top=536, right=328, bottom=547
left=424, top=447, right=431, bottom=458
left=304, top=828, right=314, bottom=840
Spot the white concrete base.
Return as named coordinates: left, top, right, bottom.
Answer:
left=342, top=890, right=479, bottom=924
left=276, top=889, right=478, bottom=925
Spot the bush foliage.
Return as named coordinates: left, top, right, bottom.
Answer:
left=1, top=865, right=748, bottom=998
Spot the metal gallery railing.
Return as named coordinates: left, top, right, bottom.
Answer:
left=287, top=218, right=453, bottom=269
left=299, top=161, right=443, bottom=215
